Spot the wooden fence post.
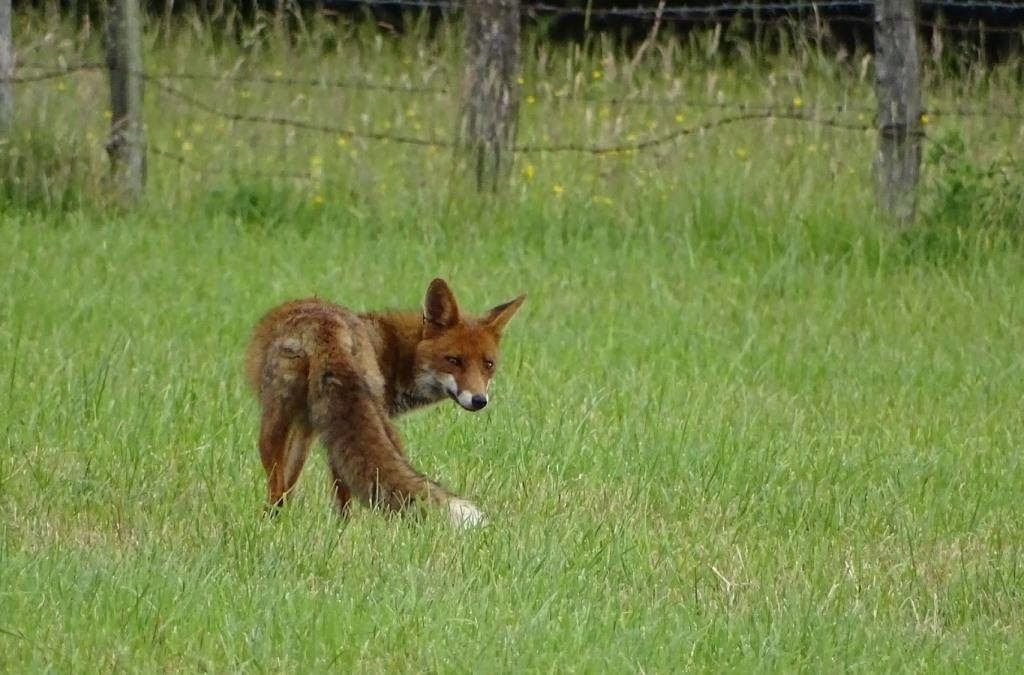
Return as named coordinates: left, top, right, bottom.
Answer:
left=0, top=0, right=13, bottom=134
left=460, top=0, right=520, bottom=191
left=105, top=0, right=146, bottom=202
left=873, top=0, right=922, bottom=225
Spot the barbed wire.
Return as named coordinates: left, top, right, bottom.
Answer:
left=8, top=62, right=1024, bottom=121
left=8, top=61, right=1024, bottom=121
left=149, top=78, right=453, bottom=147
left=8, top=62, right=449, bottom=94
left=516, top=109, right=872, bottom=153
left=148, top=69, right=449, bottom=94
left=1, top=62, right=104, bottom=82
left=150, top=74, right=882, bottom=156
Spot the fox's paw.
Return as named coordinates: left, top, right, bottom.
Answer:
left=447, top=499, right=486, bottom=529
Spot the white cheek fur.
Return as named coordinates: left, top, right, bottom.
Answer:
left=438, top=373, right=458, bottom=395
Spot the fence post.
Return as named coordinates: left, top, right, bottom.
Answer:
left=459, top=0, right=520, bottom=191
left=0, top=0, right=13, bottom=134
left=105, top=0, right=146, bottom=202
left=873, top=0, right=922, bottom=225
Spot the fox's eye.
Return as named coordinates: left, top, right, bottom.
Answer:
left=483, top=359, right=495, bottom=371
left=445, top=356, right=463, bottom=367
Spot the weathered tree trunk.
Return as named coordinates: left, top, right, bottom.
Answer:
left=459, top=0, right=519, bottom=191
left=874, top=0, right=922, bottom=226
left=106, top=0, right=146, bottom=202
left=0, top=0, right=13, bottom=134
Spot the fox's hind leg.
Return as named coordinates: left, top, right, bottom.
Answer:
left=280, top=422, right=314, bottom=501
left=258, top=342, right=309, bottom=509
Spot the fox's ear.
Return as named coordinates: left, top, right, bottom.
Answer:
left=423, top=278, right=461, bottom=334
left=483, top=294, right=526, bottom=335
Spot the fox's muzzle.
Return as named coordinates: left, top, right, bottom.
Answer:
left=449, top=389, right=487, bottom=412
left=438, top=373, right=488, bottom=412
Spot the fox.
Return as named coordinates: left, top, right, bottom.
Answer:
left=244, top=278, right=525, bottom=528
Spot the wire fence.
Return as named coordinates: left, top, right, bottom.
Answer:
left=7, top=59, right=1019, bottom=183
left=6, top=60, right=1023, bottom=183
left=3, top=2, right=1024, bottom=186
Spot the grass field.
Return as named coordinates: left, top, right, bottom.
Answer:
left=2, top=8, right=1024, bottom=672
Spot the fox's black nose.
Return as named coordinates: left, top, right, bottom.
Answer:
left=470, top=395, right=488, bottom=410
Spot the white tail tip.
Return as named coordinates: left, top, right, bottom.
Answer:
left=448, top=499, right=486, bottom=529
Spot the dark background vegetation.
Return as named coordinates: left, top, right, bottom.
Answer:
left=16, top=0, right=1024, bottom=60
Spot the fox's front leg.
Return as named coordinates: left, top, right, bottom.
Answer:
left=312, top=369, right=484, bottom=527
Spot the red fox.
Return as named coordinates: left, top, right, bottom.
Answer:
left=244, top=278, right=525, bottom=528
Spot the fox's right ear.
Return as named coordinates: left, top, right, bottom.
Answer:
left=423, top=278, right=461, bottom=335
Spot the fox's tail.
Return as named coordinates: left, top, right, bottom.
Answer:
left=308, top=356, right=482, bottom=526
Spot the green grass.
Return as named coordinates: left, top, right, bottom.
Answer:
left=2, top=9, right=1024, bottom=672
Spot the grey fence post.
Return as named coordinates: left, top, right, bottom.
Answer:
left=0, top=0, right=13, bottom=134
left=460, top=0, right=520, bottom=191
left=873, top=0, right=923, bottom=225
left=106, top=0, right=146, bottom=202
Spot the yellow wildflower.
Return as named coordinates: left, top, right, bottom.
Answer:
left=792, top=96, right=803, bottom=108
left=522, top=164, right=536, bottom=180
left=920, top=113, right=931, bottom=125
left=592, top=69, right=603, bottom=80
left=526, top=95, right=536, bottom=105
left=337, top=136, right=348, bottom=148
left=552, top=184, right=565, bottom=196
left=181, top=140, right=194, bottom=153
left=735, top=147, right=749, bottom=159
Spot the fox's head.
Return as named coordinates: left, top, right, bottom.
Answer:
left=415, top=278, right=526, bottom=412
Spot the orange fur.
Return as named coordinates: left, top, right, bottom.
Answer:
left=244, top=278, right=525, bottom=526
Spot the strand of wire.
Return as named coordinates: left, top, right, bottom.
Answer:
left=9, top=63, right=1024, bottom=120
left=150, top=78, right=451, bottom=147
left=151, top=76, right=880, bottom=155
left=517, top=110, right=872, bottom=153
